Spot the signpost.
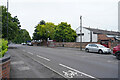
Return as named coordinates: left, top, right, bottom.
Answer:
left=80, top=16, right=82, bottom=51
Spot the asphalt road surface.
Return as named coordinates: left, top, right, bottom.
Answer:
left=8, top=44, right=119, bottom=80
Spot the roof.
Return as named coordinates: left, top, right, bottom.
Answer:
left=84, top=27, right=120, bottom=35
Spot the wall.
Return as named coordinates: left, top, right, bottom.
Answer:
left=76, top=27, right=98, bottom=42
left=92, top=32, right=98, bottom=42
left=0, top=52, right=11, bottom=79
left=55, top=42, right=99, bottom=49
left=98, top=34, right=115, bottom=41
left=55, top=42, right=119, bottom=49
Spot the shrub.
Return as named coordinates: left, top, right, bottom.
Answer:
left=0, top=39, right=8, bottom=58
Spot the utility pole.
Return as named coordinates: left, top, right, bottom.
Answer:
left=7, top=0, right=9, bottom=40
left=80, top=16, right=82, bottom=51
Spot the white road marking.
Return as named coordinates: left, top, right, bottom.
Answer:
left=59, top=64, right=98, bottom=80
left=22, top=50, right=26, bottom=52
left=107, top=60, right=118, bottom=64
left=107, top=60, right=113, bottom=63
left=27, top=52, right=33, bottom=55
left=63, top=70, right=78, bottom=78
left=18, top=66, right=30, bottom=71
left=11, top=61, right=24, bottom=65
left=26, top=55, right=66, bottom=78
left=36, top=55, right=50, bottom=61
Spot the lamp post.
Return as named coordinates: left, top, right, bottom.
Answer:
left=80, top=16, right=82, bottom=51
left=7, top=0, right=9, bottom=40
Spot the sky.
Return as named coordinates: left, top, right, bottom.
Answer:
left=1, top=0, right=119, bottom=38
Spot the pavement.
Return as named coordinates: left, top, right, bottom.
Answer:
left=8, top=44, right=119, bottom=80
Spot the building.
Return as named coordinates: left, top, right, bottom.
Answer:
left=76, top=27, right=97, bottom=42
left=76, top=27, right=120, bottom=48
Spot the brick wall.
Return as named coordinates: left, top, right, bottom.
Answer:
left=55, top=42, right=120, bottom=49
left=0, top=52, right=11, bottom=79
left=98, top=34, right=115, bottom=41
left=55, top=42, right=99, bottom=48
left=97, top=34, right=117, bottom=48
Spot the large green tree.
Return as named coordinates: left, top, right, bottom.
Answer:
left=1, top=6, right=19, bottom=40
left=1, top=6, right=31, bottom=43
left=33, top=21, right=77, bottom=42
left=14, top=29, right=31, bottom=44
left=54, top=22, right=77, bottom=42
left=33, top=21, right=55, bottom=40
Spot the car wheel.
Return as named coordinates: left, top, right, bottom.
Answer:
left=116, top=53, right=120, bottom=60
left=85, top=48, right=89, bottom=52
left=98, top=50, right=103, bottom=54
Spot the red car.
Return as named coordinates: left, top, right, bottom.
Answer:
left=113, top=44, right=120, bottom=60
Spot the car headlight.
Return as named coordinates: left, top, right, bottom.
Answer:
left=103, top=49, right=109, bottom=51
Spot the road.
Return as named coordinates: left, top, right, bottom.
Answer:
left=8, top=44, right=119, bottom=79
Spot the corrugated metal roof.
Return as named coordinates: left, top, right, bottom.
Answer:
left=84, top=27, right=120, bottom=35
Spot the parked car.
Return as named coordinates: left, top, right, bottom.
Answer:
left=27, top=42, right=33, bottom=46
left=113, top=44, right=120, bottom=60
left=21, top=43, right=26, bottom=45
left=85, top=44, right=111, bottom=54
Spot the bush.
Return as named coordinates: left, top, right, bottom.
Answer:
left=0, top=39, right=8, bottom=57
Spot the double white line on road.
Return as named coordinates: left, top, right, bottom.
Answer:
left=37, top=55, right=51, bottom=61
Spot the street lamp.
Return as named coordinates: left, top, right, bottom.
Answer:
left=7, top=0, right=9, bottom=40
left=80, top=16, right=82, bottom=51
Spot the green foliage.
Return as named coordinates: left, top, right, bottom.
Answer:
left=33, top=21, right=77, bottom=42
left=54, top=22, right=77, bottom=42
left=33, top=21, right=55, bottom=40
left=39, top=20, right=46, bottom=25
left=13, top=29, right=31, bottom=44
left=12, top=16, right=21, bottom=29
left=1, top=6, right=19, bottom=40
left=1, top=6, right=31, bottom=43
left=0, top=39, right=8, bottom=57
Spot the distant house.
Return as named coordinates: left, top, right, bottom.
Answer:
left=76, top=27, right=120, bottom=48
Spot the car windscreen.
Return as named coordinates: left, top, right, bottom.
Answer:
left=97, top=44, right=106, bottom=48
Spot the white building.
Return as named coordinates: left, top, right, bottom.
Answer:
left=76, top=27, right=97, bottom=42
left=76, top=27, right=120, bottom=42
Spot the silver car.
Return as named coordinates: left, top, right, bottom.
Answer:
left=85, top=44, right=111, bottom=54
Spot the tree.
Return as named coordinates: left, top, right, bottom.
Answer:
left=54, top=22, right=77, bottom=42
left=12, top=16, right=21, bottom=29
left=13, top=29, right=31, bottom=44
left=39, top=20, right=46, bottom=25
left=1, top=6, right=19, bottom=40
left=1, top=6, right=31, bottom=43
left=32, top=21, right=55, bottom=41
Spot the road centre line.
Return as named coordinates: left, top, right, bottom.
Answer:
left=27, top=52, right=33, bottom=55
left=59, top=63, right=99, bottom=80
left=37, top=55, right=50, bottom=61
left=23, top=54, right=66, bottom=79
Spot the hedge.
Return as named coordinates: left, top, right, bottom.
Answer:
left=0, top=39, right=8, bottom=58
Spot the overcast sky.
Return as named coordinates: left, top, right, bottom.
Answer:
left=1, top=0, right=119, bottom=37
